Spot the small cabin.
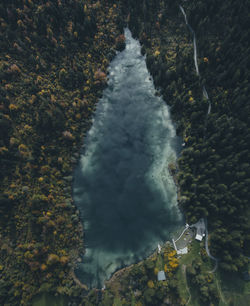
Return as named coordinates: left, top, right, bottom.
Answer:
left=195, top=234, right=204, bottom=241
left=157, top=271, right=166, bottom=281
left=177, top=247, right=188, bottom=255
left=194, top=219, right=206, bottom=241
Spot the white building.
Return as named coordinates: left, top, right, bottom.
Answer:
left=177, top=247, right=188, bottom=255
left=195, top=234, right=203, bottom=241
left=194, top=219, right=206, bottom=241
left=157, top=271, right=166, bottom=281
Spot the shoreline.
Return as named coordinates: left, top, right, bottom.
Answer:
left=105, top=241, right=173, bottom=286
left=71, top=26, right=185, bottom=292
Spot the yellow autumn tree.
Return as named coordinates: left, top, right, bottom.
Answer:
left=147, top=280, right=154, bottom=288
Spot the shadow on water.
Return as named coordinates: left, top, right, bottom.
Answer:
left=73, top=28, right=184, bottom=288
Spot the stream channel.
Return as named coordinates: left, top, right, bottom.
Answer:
left=73, top=28, right=184, bottom=289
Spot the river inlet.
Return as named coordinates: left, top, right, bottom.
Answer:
left=73, top=29, right=183, bottom=288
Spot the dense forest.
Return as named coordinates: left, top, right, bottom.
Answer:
left=0, top=0, right=124, bottom=304
left=0, top=0, right=249, bottom=305
left=123, top=0, right=250, bottom=272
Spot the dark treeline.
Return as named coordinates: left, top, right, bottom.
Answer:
left=120, top=0, right=250, bottom=273
left=181, top=0, right=250, bottom=271
left=0, top=0, right=124, bottom=304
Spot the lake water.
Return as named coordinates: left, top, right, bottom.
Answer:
left=73, top=28, right=183, bottom=288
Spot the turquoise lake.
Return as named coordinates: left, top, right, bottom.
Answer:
left=73, top=29, right=183, bottom=288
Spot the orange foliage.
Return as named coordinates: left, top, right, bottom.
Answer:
left=8, top=64, right=21, bottom=74
left=94, top=69, right=107, bottom=84
left=18, top=144, right=29, bottom=156
left=9, top=103, right=18, bottom=111
left=0, top=147, right=8, bottom=154
left=47, top=254, right=59, bottom=265
left=147, top=280, right=154, bottom=288
left=62, top=131, right=74, bottom=140
left=40, top=264, right=47, bottom=271
left=59, top=256, right=69, bottom=265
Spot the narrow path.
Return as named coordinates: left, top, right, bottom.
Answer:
left=182, top=264, right=191, bottom=305
left=178, top=5, right=218, bottom=270
left=215, top=278, right=227, bottom=305
left=179, top=5, right=211, bottom=115
left=70, top=269, right=88, bottom=291
left=174, top=224, right=190, bottom=243
left=204, top=218, right=219, bottom=273
left=205, top=232, right=218, bottom=273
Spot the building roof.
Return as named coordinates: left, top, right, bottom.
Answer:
left=177, top=247, right=188, bottom=255
left=195, top=234, right=203, bottom=241
left=157, top=271, right=166, bottom=281
left=192, top=218, right=206, bottom=241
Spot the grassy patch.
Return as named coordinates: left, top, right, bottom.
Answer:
left=32, top=294, right=68, bottom=306
left=176, top=240, right=250, bottom=305
left=113, top=297, right=124, bottom=306
left=216, top=267, right=250, bottom=306
left=176, top=241, right=201, bottom=305
left=155, top=253, right=164, bottom=271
